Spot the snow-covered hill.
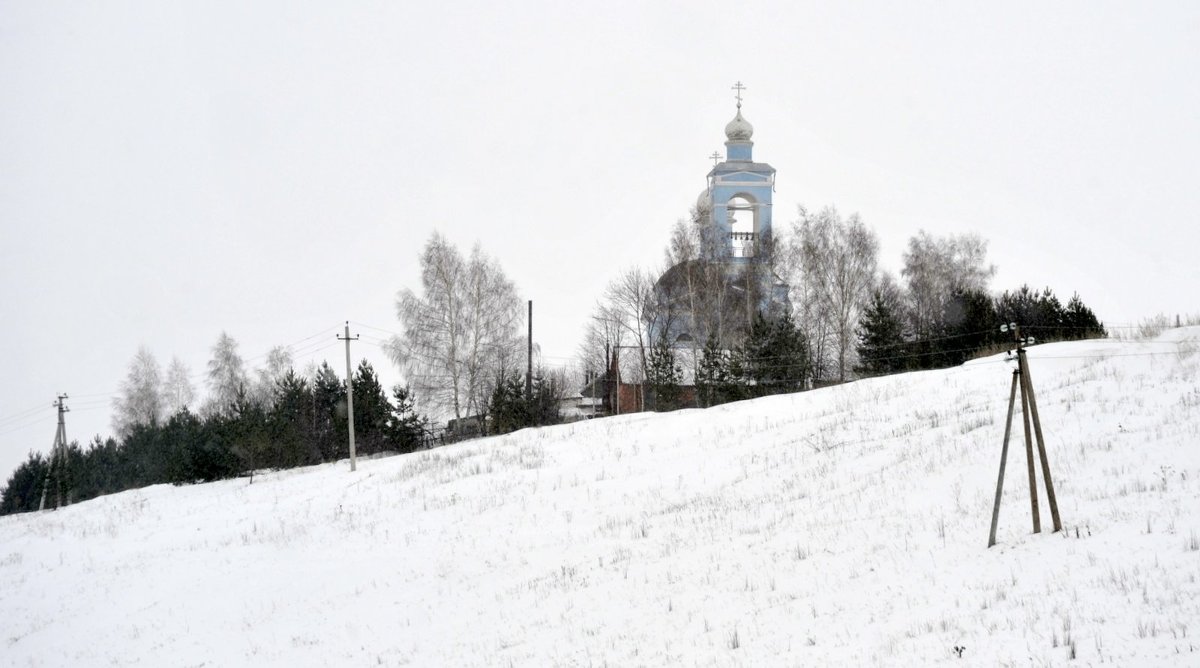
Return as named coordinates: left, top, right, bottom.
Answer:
left=3, top=330, right=1199, bottom=666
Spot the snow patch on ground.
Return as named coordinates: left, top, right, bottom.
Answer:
left=3, top=330, right=1199, bottom=665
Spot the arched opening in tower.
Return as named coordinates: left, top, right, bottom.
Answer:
left=728, top=195, right=755, bottom=258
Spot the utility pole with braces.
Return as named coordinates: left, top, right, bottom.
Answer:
left=988, top=323, right=1062, bottom=547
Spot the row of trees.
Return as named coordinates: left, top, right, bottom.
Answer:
left=580, top=202, right=1106, bottom=411
left=856, top=283, right=1106, bottom=374
left=110, top=333, right=298, bottom=439
left=1, top=353, right=430, bottom=515
left=3, top=219, right=1107, bottom=512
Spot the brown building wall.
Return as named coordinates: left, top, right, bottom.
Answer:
left=614, top=383, right=643, bottom=415
left=612, top=384, right=699, bottom=414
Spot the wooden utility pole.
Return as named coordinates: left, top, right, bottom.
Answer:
left=988, top=323, right=1062, bottom=547
left=38, top=394, right=70, bottom=511
left=338, top=322, right=360, bottom=472
left=526, top=300, right=533, bottom=402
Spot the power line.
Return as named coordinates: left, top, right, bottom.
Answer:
left=0, top=403, right=51, bottom=428
left=0, top=415, right=56, bottom=438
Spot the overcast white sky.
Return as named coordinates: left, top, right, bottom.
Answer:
left=2, top=1, right=1198, bottom=479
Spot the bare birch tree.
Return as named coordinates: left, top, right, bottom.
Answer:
left=576, top=303, right=628, bottom=412
left=658, top=208, right=737, bottom=347
left=387, top=233, right=522, bottom=432
left=461, top=244, right=524, bottom=423
left=577, top=304, right=626, bottom=378
left=789, top=206, right=880, bottom=382
left=603, top=267, right=655, bottom=389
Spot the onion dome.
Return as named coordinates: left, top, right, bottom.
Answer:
left=695, top=188, right=713, bottom=212
left=724, top=109, right=754, bottom=142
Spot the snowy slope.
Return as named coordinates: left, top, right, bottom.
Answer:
left=2, top=330, right=1199, bottom=666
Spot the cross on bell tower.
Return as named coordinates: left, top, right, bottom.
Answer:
left=732, top=81, right=746, bottom=108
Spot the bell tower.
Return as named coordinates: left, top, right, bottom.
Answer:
left=653, top=83, right=790, bottom=349
left=697, top=81, right=776, bottom=263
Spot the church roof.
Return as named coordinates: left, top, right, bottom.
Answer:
left=706, top=161, right=776, bottom=178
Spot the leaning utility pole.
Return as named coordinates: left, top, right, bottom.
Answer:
left=338, top=322, right=360, bottom=472
left=38, top=394, right=70, bottom=511
left=988, top=323, right=1062, bottom=547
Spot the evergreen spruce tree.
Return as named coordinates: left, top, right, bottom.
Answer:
left=995, top=285, right=1071, bottom=342
left=311, top=362, right=346, bottom=462
left=646, top=333, right=683, bottom=411
left=388, top=385, right=429, bottom=451
left=161, top=409, right=203, bottom=484
left=228, top=386, right=269, bottom=482
left=856, top=290, right=907, bottom=375
left=352, top=361, right=392, bottom=456
left=529, top=372, right=563, bottom=426
left=740, top=312, right=809, bottom=396
left=0, top=452, right=49, bottom=514
left=190, top=412, right=238, bottom=482
left=1033, top=287, right=1066, bottom=341
left=489, top=371, right=529, bottom=434
left=696, top=335, right=731, bottom=407
left=271, top=369, right=316, bottom=467
left=122, top=423, right=167, bottom=488
left=1062, top=293, right=1106, bottom=339
left=935, top=288, right=1000, bottom=367
left=75, top=436, right=124, bottom=500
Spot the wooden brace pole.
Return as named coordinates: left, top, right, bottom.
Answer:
left=1019, top=349, right=1063, bottom=532
left=988, top=370, right=1021, bottom=547
left=1018, top=358, right=1041, bottom=534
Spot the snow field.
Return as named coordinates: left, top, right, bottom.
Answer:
left=2, top=329, right=1199, bottom=666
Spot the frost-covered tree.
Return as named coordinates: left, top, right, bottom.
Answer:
left=901, top=231, right=995, bottom=341
left=112, top=345, right=164, bottom=439
left=252, top=346, right=293, bottom=408
left=387, top=233, right=523, bottom=431
left=163, top=356, right=195, bottom=417
left=204, top=331, right=248, bottom=417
